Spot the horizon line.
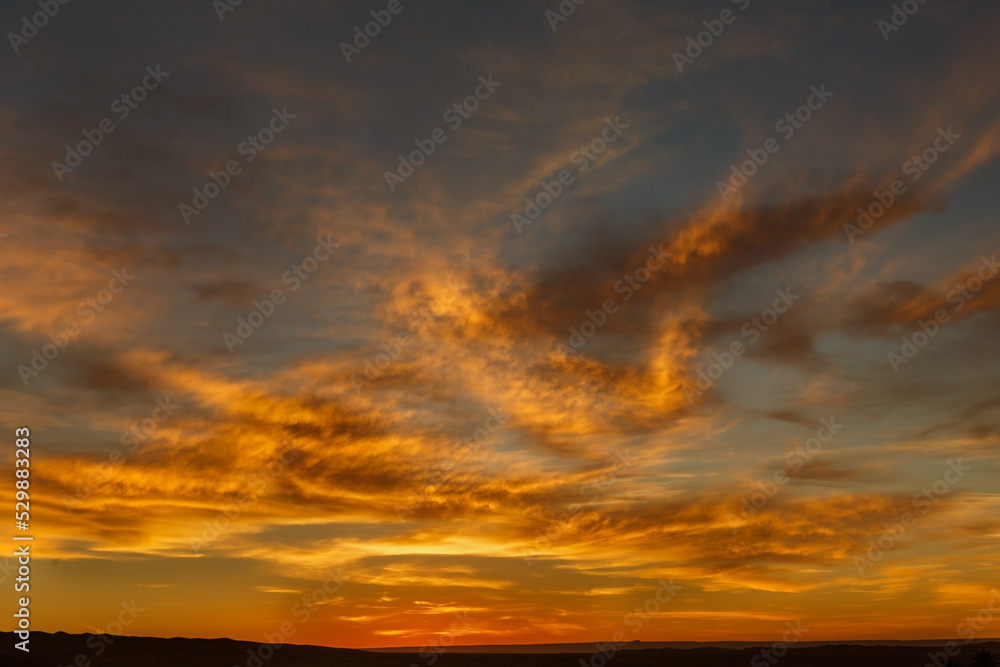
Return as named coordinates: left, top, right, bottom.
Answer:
left=9, top=632, right=1000, bottom=652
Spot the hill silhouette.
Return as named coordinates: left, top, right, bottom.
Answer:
left=1, top=633, right=997, bottom=667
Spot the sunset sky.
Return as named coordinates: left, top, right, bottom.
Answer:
left=2, top=0, right=1000, bottom=650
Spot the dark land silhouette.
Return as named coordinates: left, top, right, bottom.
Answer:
left=1, top=633, right=997, bottom=667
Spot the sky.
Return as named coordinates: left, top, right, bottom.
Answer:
left=2, top=0, right=1000, bottom=651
